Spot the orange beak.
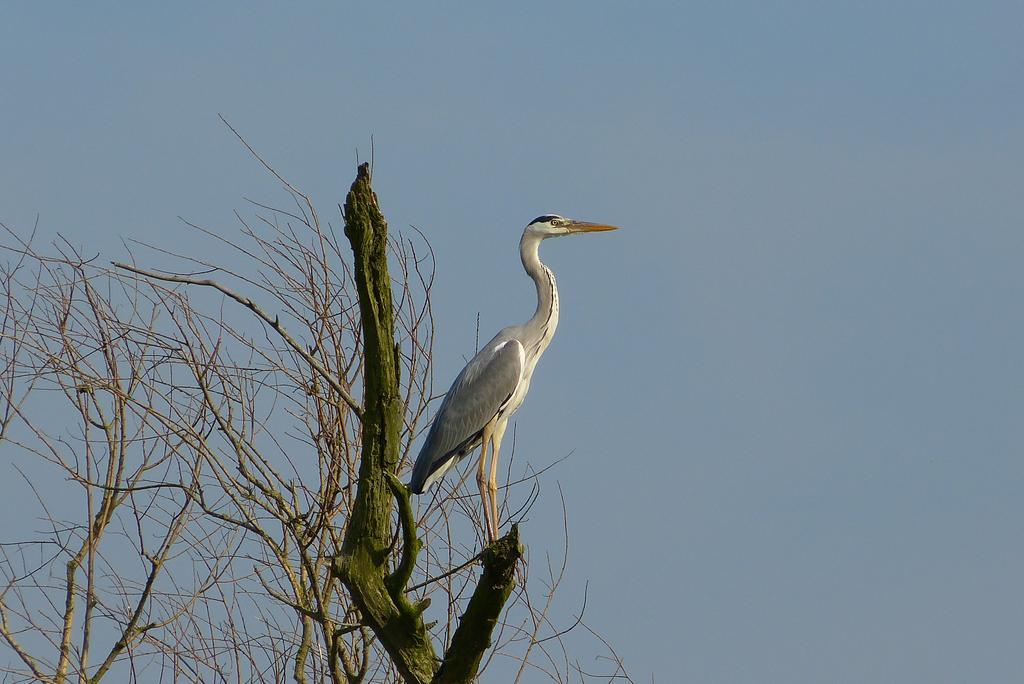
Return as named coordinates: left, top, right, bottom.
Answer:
left=566, top=220, right=619, bottom=233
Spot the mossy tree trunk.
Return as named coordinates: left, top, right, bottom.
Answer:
left=434, top=526, right=522, bottom=683
left=336, top=163, right=522, bottom=684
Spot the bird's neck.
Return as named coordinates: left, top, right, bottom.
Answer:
left=520, top=233, right=560, bottom=354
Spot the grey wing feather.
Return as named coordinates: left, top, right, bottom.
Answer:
left=408, top=338, right=523, bottom=493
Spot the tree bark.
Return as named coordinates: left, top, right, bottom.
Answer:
left=337, top=163, right=522, bottom=684
left=433, top=525, right=522, bottom=684
left=336, top=163, right=437, bottom=684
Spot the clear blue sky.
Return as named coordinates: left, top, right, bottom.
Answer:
left=2, top=2, right=1023, bottom=681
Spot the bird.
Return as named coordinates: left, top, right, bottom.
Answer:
left=408, top=214, right=618, bottom=541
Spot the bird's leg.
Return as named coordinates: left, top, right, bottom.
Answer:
left=488, top=419, right=508, bottom=540
left=476, top=423, right=495, bottom=542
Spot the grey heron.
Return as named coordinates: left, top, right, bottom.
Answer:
left=408, top=214, right=618, bottom=541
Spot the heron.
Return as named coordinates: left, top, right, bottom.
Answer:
left=408, top=214, right=618, bottom=541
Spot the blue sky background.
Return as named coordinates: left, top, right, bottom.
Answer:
left=2, top=2, right=1023, bottom=681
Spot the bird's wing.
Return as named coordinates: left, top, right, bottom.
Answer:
left=408, top=338, right=524, bottom=493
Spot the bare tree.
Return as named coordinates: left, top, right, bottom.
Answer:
left=0, top=139, right=631, bottom=683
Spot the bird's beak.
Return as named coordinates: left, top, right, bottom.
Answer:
left=566, top=220, right=618, bottom=234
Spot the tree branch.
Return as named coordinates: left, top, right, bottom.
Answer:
left=0, top=600, right=53, bottom=683
left=433, top=524, right=522, bottom=684
left=111, top=261, right=363, bottom=418
left=385, top=472, right=421, bottom=600
left=335, top=163, right=437, bottom=684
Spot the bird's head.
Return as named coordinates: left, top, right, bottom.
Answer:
left=524, top=214, right=618, bottom=239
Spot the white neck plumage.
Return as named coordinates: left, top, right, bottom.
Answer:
left=519, top=233, right=560, bottom=363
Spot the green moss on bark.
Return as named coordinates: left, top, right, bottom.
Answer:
left=339, top=163, right=437, bottom=684
left=433, top=525, right=523, bottom=684
left=337, top=163, right=523, bottom=684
